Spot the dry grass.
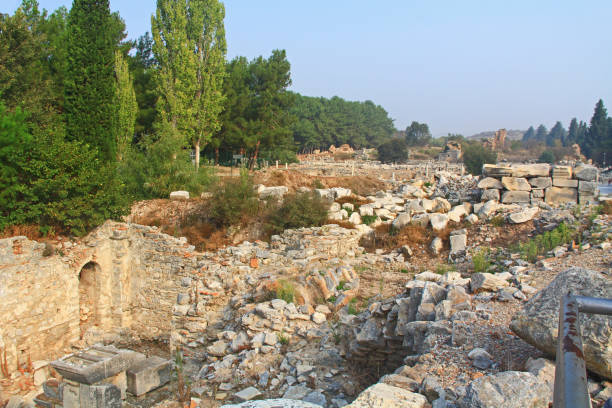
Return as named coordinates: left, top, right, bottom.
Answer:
left=335, top=196, right=373, bottom=207
left=327, top=220, right=357, bottom=229
left=0, top=224, right=57, bottom=241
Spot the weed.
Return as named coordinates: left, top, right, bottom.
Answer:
left=347, top=297, right=360, bottom=315
left=489, top=215, right=505, bottom=227
left=42, top=242, right=54, bottom=257
left=361, top=215, right=378, bottom=225
left=517, top=222, right=576, bottom=262
left=278, top=331, right=289, bottom=345
left=266, top=191, right=328, bottom=235
left=435, top=263, right=455, bottom=275
left=424, top=182, right=432, bottom=188
left=336, top=280, right=346, bottom=291
left=400, top=268, right=409, bottom=274
left=276, top=280, right=295, bottom=303
left=327, top=295, right=337, bottom=303
left=472, top=248, right=491, bottom=272
left=312, top=179, right=325, bottom=189
left=174, top=347, right=191, bottom=405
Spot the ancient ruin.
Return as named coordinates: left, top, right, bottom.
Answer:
left=1, top=160, right=611, bottom=408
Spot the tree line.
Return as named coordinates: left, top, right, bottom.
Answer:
left=0, top=0, right=397, bottom=235
left=522, top=99, right=612, bottom=165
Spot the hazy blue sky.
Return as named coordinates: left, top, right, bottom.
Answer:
left=4, top=0, right=612, bottom=136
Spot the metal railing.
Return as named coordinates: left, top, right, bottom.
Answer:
left=553, top=295, right=612, bottom=408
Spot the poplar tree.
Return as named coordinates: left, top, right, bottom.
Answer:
left=152, top=0, right=227, bottom=169
left=64, top=0, right=116, bottom=162
left=113, top=50, right=137, bottom=161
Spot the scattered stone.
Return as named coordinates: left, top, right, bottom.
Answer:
left=169, top=191, right=189, bottom=201
left=507, top=207, right=539, bottom=224
left=471, top=273, right=509, bottom=293
left=346, top=383, right=428, bottom=408
left=458, top=371, right=551, bottom=408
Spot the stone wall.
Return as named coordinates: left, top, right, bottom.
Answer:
left=479, top=163, right=599, bottom=205
left=0, top=222, right=200, bottom=373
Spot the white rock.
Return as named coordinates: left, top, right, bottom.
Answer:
left=170, top=190, right=189, bottom=201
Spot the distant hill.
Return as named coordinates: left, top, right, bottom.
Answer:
left=469, top=129, right=525, bottom=141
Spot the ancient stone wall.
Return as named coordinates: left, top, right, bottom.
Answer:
left=0, top=237, right=79, bottom=373
left=0, top=222, right=201, bottom=373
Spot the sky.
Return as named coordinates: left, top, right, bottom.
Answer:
left=3, top=0, right=612, bottom=137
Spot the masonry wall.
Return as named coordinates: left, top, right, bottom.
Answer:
left=0, top=222, right=201, bottom=373
left=0, top=237, right=80, bottom=371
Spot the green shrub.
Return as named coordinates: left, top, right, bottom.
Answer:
left=312, top=179, right=324, bottom=189
left=490, top=215, right=505, bottom=227
left=361, top=215, right=378, bottom=225
left=336, top=280, right=346, bottom=291
left=119, top=134, right=214, bottom=200
left=518, top=222, right=576, bottom=262
left=277, top=331, right=289, bottom=345
left=276, top=279, right=295, bottom=303
left=266, top=191, right=328, bottom=235
left=538, top=151, right=555, bottom=164
left=0, top=104, right=130, bottom=235
left=472, top=249, right=491, bottom=272
left=462, top=143, right=497, bottom=175
left=377, top=138, right=408, bottom=163
left=347, top=298, right=360, bottom=315
left=210, top=169, right=259, bottom=227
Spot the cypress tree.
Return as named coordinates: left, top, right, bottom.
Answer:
left=64, top=0, right=117, bottom=162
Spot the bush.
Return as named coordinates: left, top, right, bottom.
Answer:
left=517, top=222, right=576, bottom=262
left=209, top=169, right=259, bottom=227
left=119, top=134, right=214, bottom=199
left=276, top=280, right=295, bottom=303
left=361, top=215, right=378, bottom=225
left=462, top=143, right=497, bottom=175
left=538, top=150, right=555, bottom=164
left=377, top=138, right=408, bottom=163
left=266, top=191, right=328, bottom=235
left=472, top=249, right=491, bottom=272
left=0, top=104, right=130, bottom=235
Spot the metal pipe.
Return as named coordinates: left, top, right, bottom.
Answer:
left=553, top=295, right=612, bottom=408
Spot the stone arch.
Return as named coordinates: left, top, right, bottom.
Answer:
left=78, top=261, right=103, bottom=339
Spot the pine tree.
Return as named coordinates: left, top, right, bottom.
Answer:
left=584, top=99, right=610, bottom=164
left=567, top=118, right=578, bottom=146
left=522, top=126, right=535, bottom=142
left=64, top=0, right=117, bottom=162
left=535, top=124, right=548, bottom=143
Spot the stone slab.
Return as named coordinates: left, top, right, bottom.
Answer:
left=552, top=178, right=578, bottom=188
left=501, top=177, right=531, bottom=191
left=528, top=177, right=552, bottom=189
left=511, top=163, right=551, bottom=177
left=51, top=346, right=146, bottom=385
left=501, top=191, right=530, bottom=204
left=126, top=356, right=171, bottom=396
left=544, top=187, right=577, bottom=204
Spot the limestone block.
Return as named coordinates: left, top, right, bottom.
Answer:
left=259, top=186, right=288, bottom=199
left=578, top=181, right=598, bottom=194
left=79, top=383, right=121, bottom=408
left=480, top=189, right=500, bottom=202
left=359, top=204, right=375, bottom=216
left=482, top=164, right=513, bottom=177
left=544, top=187, right=577, bottom=204
left=470, top=273, right=509, bottom=293
left=345, top=383, right=428, bottom=408
left=507, top=207, right=539, bottom=224
left=458, top=371, right=551, bottom=408
left=169, top=191, right=189, bottom=201
left=349, top=212, right=362, bottom=225
left=235, top=387, right=262, bottom=402
left=429, top=214, right=448, bottom=231
left=501, top=191, right=530, bottom=204
left=528, top=177, right=552, bottom=189
left=476, top=200, right=498, bottom=217
left=531, top=189, right=544, bottom=199
left=411, top=213, right=430, bottom=227
left=552, top=178, right=578, bottom=188
left=552, top=165, right=572, bottom=179
left=450, top=234, right=467, bottom=255
left=477, top=177, right=503, bottom=189
left=392, top=213, right=411, bottom=230
left=511, top=163, right=551, bottom=177
left=126, top=357, right=171, bottom=396
left=510, top=267, right=612, bottom=380
left=574, top=165, right=598, bottom=181
left=501, top=177, right=531, bottom=191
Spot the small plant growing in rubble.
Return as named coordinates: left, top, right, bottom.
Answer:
left=347, top=298, right=360, bottom=315
left=276, top=279, right=295, bottom=303
left=327, top=295, right=337, bottom=303
left=278, top=331, right=289, bottom=345
left=174, top=347, right=191, bottom=406
left=489, top=215, right=505, bottom=227
left=472, top=249, right=491, bottom=273
left=361, top=215, right=377, bottom=225
left=336, top=280, right=346, bottom=291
